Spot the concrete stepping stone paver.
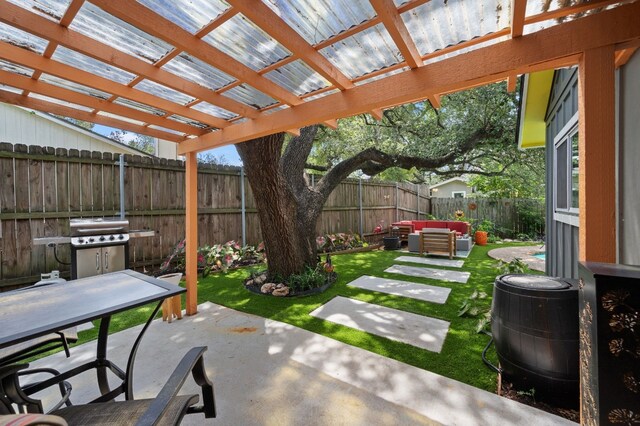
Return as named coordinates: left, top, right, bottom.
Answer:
left=347, top=275, right=451, bottom=304
left=385, top=264, right=470, bottom=283
left=396, top=255, right=464, bottom=268
left=309, top=296, right=450, bottom=353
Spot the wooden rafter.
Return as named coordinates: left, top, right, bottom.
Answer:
left=428, top=95, right=441, bottom=109
left=0, top=0, right=258, bottom=119
left=91, top=0, right=303, bottom=107
left=511, top=0, right=527, bottom=38
left=370, top=0, right=423, bottom=68
left=0, top=41, right=229, bottom=130
left=0, top=70, right=206, bottom=136
left=22, top=0, right=84, bottom=95
left=370, top=108, right=384, bottom=121
left=0, top=89, right=185, bottom=142
left=228, top=0, right=354, bottom=91
left=177, top=1, right=640, bottom=154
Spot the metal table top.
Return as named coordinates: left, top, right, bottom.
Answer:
left=0, top=270, right=185, bottom=349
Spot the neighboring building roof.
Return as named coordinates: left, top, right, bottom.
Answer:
left=429, top=177, right=469, bottom=189
left=24, top=107, right=154, bottom=157
left=517, top=70, right=554, bottom=149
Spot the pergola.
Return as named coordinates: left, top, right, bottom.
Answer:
left=0, top=0, right=639, bottom=316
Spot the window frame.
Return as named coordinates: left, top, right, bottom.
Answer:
left=553, top=113, right=579, bottom=225
left=451, top=191, right=466, bottom=198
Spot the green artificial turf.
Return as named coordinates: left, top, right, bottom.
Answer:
left=56, top=241, right=538, bottom=393
left=193, top=242, right=537, bottom=392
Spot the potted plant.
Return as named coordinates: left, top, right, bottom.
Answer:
left=475, top=219, right=493, bottom=246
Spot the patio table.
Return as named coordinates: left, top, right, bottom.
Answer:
left=0, top=269, right=185, bottom=406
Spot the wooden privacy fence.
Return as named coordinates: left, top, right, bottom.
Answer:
left=0, top=143, right=430, bottom=287
left=431, top=197, right=545, bottom=238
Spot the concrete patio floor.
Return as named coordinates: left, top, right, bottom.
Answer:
left=30, top=302, right=575, bottom=426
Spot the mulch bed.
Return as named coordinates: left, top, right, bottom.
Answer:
left=499, top=381, right=579, bottom=422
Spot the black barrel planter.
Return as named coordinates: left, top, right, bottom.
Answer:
left=491, top=274, right=579, bottom=407
left=383, top=236, right=400, bottom=250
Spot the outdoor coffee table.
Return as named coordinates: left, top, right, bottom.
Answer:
left=0, top=270, right=185, bottom=405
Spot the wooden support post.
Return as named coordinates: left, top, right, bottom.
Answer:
left=578, top=45, right=616, bottom=263
left=185, top=152, right=198, bottom=315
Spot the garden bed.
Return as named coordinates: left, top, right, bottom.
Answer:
left=244, top=272, right=337, bottom=297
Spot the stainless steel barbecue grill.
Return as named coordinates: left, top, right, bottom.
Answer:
left=70, top=218, right=130, bottom=279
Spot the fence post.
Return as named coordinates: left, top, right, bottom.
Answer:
left=358, top=178, right=363, bottom=237
left=395, top=183, right=399, bottom=221
left=416, top=184, right=420, bottom=219
left=119, top=155, right=125, bottom=219
left=240, top=167, right=246, bottom=246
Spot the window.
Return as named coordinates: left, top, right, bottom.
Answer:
left=452, top=191, right=466, bottom=198
left=554, top=114, right=579, bottom=215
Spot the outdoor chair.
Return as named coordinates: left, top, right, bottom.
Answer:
left=419, top=228, right=456, bottom=259
left=391, top=224, right=413, bottom=244
left=50, top=346, right=216, bottom=425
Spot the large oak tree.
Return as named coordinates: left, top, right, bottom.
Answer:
left=236, top=83, right=537, bottom=278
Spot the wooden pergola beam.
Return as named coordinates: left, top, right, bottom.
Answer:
left=511, top=0, right=527, bottom=38
left=507, top=75, right=517, bottom=92
left=91, top=0, right=303, bottom=107
left=0, top=69, right=205, bottom=136
left=0, top=41, right=228, bottom=130
left=0, top=89, right=185, bottom=142
left=184, top=151, right=198, bottom=315
left=227, top=0, right=354, bottom=91
left=578, top=45, right=616, bottom=262
left=370, top=0, right=423, bottom=68
left=428, top=95, right=441, bottom=110
left=0, top=0, right=258, bottom=120
left=177, top=1, right=640, bottom=154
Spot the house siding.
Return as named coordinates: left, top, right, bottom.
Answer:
left=430, top=181, right=472, bottom=198
left=618, top=51, right=640, bottom=265
left=545, top=68, right=580, bottom=278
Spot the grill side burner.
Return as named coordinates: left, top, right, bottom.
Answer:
left=70, top=218, right=130, bottom=279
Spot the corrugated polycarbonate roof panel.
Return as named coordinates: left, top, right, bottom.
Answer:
left=0, top=59, right=34, bottom=76
left=320, top=23, right=403, bottom=79
left=203, top=13, right=290, bottom=71
left=97, top=111, right=146, bottom=126
left=162, top=53, right=235, bottom=91
left=28, top=92, right=93, bottom=111
left=148, top=124, right=184, bottom=135
left=303, top=88, right=340, bottom=102
left=167, top=114, right=211, bottom=129
left=191, top=101, right=237, bottom=120
left=133, top=79, right=195, bottom=105
left=222, top=84, right=277, bottom=109
left=7, top=0, right=70, bottom=22
left=70, top=2, right=173, bottom=64
left=39, top=73, right=111, bottom=99
left=354, top=66, right=409, bottom=86
left=402, top=0, right=511, bottom=57
left=113, top=97, right=166, bottom=116
left=0, top=83, right=23, bottom=94
left=0, top=22, right=48, bottom=55
left=136, top=0, right=230, bottom=34
left=264, top=60, right=329, bottom=96
left=52, top=46, right=136, bottom=85
left=263, top=0, right=376, bottom=45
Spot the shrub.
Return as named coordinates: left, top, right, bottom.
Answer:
left=158, top=239, right=265, bottom=277
left=316, top=232, right=366, bottom=253
left=498, top=257, right=528, bottom=274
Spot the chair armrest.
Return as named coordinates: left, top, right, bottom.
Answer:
left=0, top=414, right=68, bottom=426
left=136, top=346, right=215, bottom=426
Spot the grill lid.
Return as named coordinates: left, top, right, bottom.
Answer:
left=499, top=274, right=571, bottom=290
left=70, top=218, right=129, bottom=236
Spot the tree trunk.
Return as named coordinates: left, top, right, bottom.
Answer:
left=236, top=133, right=318, bottom=277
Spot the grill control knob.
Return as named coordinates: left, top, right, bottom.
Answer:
left=78, top=238, right=85, bottom=244
left=99, top=236, right=105, bottom=242
left=118, top=235, right=124, bottom=240
left=109, top=235, right=115, bottom=241
left=89, top=238, right=94, bottom=243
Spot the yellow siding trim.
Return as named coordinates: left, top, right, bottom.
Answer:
left=518, top=70, right=554, bottom=149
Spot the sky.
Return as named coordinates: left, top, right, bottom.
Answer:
left=92, top=124, right=243, bottom=165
